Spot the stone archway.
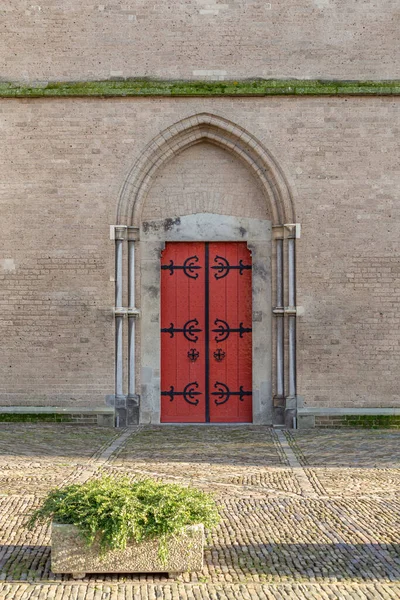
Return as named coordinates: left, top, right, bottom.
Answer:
left=111, top=113, right=298, bottom=427
left=117, top=113, right=294, bottom=226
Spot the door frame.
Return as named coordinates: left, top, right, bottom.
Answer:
left=139, top=213, right=272, bottom=425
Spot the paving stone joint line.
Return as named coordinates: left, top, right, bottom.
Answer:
left=69, top=428, right=139, bottom=485
left=275, top=431, right=317, bottom=498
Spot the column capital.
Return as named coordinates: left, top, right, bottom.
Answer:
left=110, top=225, right=140, bottom=241
left=272, top=223, right=301, bottom=240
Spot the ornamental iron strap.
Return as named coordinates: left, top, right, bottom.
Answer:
left=211, top=381, right=252, bottom=406
left=161, top=382, right=201, bottom=406
left=212, top=318, right=252, bottom=343
left=211, top=255, right=252, bottom=280
left=161, top=318, right=202, bottom=343
left=161, top=255, right=201, bottom=279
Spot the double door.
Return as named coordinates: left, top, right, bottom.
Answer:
left=160, top=242, right=252, bottom=422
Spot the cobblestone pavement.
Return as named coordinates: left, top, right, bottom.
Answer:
left=287, top=429, right=400, bottom=498
left=0, top=424, right=119, bottom=495
left=0, top=425, right=399, bottom=599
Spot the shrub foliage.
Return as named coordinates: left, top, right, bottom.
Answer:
left=28, top=477, right=219, bottom=561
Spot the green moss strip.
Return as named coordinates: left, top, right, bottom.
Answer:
left=315, top=415, right=400, bottom=429
left=0, top=413, right=73, bottom=423
left=0, top=79, right=399, bottom=98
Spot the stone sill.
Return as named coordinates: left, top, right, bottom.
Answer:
left=0, top=406, right=115, bottom=426
left=298, top=407, right=400, bottom=416
left=0, top=406, right=114, bottom=414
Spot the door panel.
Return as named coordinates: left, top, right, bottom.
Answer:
left=161, top=243, right=206, bottom=422
left=209, top=243, right=253, bottom=423
left=161, top=241, right=252, bottom=423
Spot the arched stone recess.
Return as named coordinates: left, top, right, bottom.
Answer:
left=117, top=113, right=295, bottom=226
left=112, top=114, right=298, bottom=427
left=142, top=142, right=270, bottom=222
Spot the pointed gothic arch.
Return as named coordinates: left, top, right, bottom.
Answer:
left=117, top=113, right=295, bottom=226
left=112, top=113, right=299, bottom=428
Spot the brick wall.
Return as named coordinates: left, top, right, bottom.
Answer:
left=0, top=97, right=399, bottom=409
left=0, top=252, right=113, bottom=406
left=1, top=1, right=399, bottom=82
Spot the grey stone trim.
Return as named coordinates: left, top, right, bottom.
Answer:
left=139, top=213, right=273, bottom=425
left=0, top=406, right=114, bottom=414
left=0, top=406, right=115, bottom=427
left=141, top=214, right=271, bottom=243
left=110, top=225, right=140, bottom=241
left=297, top=414, right=316, bottom=429
left=297, top=407, right=400, bottom=429
left=298, top=407, right=400, bottom=416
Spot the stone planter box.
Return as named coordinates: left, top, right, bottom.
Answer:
left=51, top=522, right=204, bottom=578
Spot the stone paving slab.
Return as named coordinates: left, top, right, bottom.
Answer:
left=0, top=425, right=399, bottom=598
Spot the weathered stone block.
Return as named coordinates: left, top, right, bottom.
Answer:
left=96, top=413, right=115, bottom=427
left=297, top=414, right=315, bottom=429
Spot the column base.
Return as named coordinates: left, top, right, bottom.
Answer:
left=105, top=394, right=140, bottom=427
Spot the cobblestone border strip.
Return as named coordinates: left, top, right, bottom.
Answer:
left=1, top=581, right=399, bottom=599
left=84, top=430, right=123, bottom=463
left=270, top=429, right=290, bottom=467
left=69, top=428, right=139, bottom=485
left=283, top=431, right=327, bottom=497
left=1, top=79, right=400, bottom=98
left=274, top=431, right=318, bottom=498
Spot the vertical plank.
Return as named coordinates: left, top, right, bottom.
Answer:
left=160, top=242, right=205, bottom=422
left=209, top=242, right=252, bottom=423
left=237, top=242, right=253, bottom=422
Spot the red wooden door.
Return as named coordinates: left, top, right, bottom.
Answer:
left=161, top=242, right=252, bottom=423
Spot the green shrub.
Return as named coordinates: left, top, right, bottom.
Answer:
left=27, top=476, right=219, bottom=562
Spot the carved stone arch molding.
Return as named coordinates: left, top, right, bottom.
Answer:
left=112, top=114, right=299, bottom=428
left=117, top=113, right=295, bottom=226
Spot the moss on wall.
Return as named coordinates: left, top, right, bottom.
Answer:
left=0, top=79, right=399, bottom=98
left=0, top=413, right=73, bottom=423
left=315, top=415, right=400, bottom=429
